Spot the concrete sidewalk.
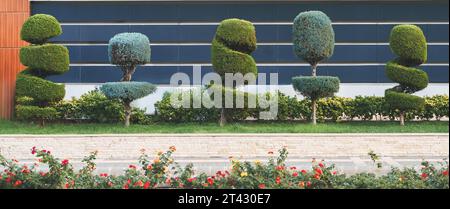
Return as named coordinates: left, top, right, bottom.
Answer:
left=0, top=134, right=448, bottom=160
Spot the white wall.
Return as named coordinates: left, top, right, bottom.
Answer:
left=65, top=83, right=450, bottom=114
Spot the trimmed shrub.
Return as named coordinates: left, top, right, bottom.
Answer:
left=419, top=95, right=449, bottom=120
left=385, top=24, right=429, bottom=125
left=385, top=60, right=429, bottom=92
left=292, top=76, right=340, bottom=100
left=389, top=25, right=427, bottom=65
left=20, top=44, right=70, bottom=76
left=211, top=18, right=258, bottom=126
left=100, top=82, right=156, bottom=102
left=348, top=96, right=385, bottom=120
left=100, top=82, right=156, bottom=126
left=15, top=105, right=59, bottom=125
left=15, top=74, right=65, bottom=104
left=293, top=11, right=334, bottom=66
left=108, top=33, right=151, bottom=81
left=211, top=18, right=257, bottom=78
left=20, top=14, right=62, bottom=44
left=15, top=14, right=68, bottom=125
left=292, top=11, right=338, bottom=125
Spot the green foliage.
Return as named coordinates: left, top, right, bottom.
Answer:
left=15, top=105, right=58, bottom=122
left=15, top=73, right=65, bottom=105
left=385, top=24, right=429, bottom=123
left=389, top=24, right=427, bottom=65
left=20, top=44, right=70, bottom=76
left=293, top=11, right=335, bottom=65
left=108, top=33, right=151, bottom=66
left=1, top=147, right=448, bottom=189
left=385, top=89, right=425, bottom=112
left=347, top=96, right=385, bottom=120
left=100, top=82, right=156, bottom=102
left=20, top=14, right=62, bottom=44
left=211, top=18, right=257, bottom=78
left=317, top=97, right=351, bottom=122
left=386, top=60, right=429, bottom=92
left=292, top=76, right=340, bottom=100
left=418, top=95, right=449, bottom=120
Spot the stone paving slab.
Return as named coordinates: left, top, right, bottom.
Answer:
left=0, top=134, right=448, bottom=161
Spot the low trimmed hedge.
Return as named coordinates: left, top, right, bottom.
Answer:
left=1, top=147, right=448, bottom=189
left=155, top=91, right=449, bottom=123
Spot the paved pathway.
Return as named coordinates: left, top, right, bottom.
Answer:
left=0, top=134, right=448, bottom=174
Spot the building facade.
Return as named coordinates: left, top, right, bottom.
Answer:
left=1, top=0, right=449, bottom=116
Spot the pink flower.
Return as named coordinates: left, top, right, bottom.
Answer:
left=13, top=180, right=23, bottom=187
left=421, top=173, right=428, bottom=179
left=443, top=170, right=448, bottom=176
left=129, top=165, right=136, bottom=169
left=31, top=147, right=37, bottom=155
left=292, top=172, right=299, bottom=177
left=258, top=184, right=266, bottom=189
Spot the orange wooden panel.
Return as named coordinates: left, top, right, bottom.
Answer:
left=0, top=0, right=29, bottom=119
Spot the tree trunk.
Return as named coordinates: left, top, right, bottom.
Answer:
left=121, top=66, right=136, bottom=82
left=312, top=64, right=317, bottom=77
left=219, top=108, right=226, bottom=127
left=312, top=99, right=317, bottom=125
left=124, top=101, right=132, bottom=127
left=399, top=111, right=405, bottom=126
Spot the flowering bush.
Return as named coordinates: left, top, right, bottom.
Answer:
left=1, top=147, right=448, bottom=189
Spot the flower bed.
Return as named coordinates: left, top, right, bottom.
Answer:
left=1, top=147, right=448, bottom=189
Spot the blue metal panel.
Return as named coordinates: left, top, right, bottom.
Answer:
left=32, top=2, right=449, bottom=22
left=47, top=65, right=449, bottom=84
left=52, top=24, right=450, bottom=43
left=65, top=45, right=449, bottom=64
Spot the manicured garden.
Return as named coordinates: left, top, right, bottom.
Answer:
left=0, top=120, right=448, bottom=134
left=1, top=147, right=448, bottom=189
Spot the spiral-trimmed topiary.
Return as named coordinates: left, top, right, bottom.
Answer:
left=108, top=33, right=151, bottom=81
left=100, top=82, right=156, bottom=127
left=211, top=18, right=258, bottom=126
left=291, top=11, right=339, bottom=125
left=385, top=25, right=429, bottom=126
left=211, top=18, right=257, bottom=79
left=15, top=14, right=69, bottom=126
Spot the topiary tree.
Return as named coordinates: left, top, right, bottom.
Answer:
left=15, top=14, right=69, bottom=126
left=108, top=33, right=151, bottom=81
left=385, top=25, right=429, bottom=126
left=100, top=82, right=156, bottom=127
left=211, top=18, right=257, bottom=126
left=291, top=11, right=340, bottom=125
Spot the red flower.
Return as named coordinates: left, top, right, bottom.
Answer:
left=332, top=171, right=337, bottom=175
left=443, top=170, right=449, bottom=176
left=301, top=169, right=307, bottom=174
left=275, top=176, right=281, bottom=184
left=276, top=166, right=284, bottom=171
left=39, top=172, right=47, bottom=177
left=61, top=159, right=69, bottom=166
left=315, top=168, right=323, bottom=175
left=306, top=181, right=311, bottom=187
left=268, top=151, right=274, bottom=155
left=207, top=177, right=214, bottom=186
left=127, top=179, right=132, bottom=185
left=134, top=180, right=143, bottom=187
left=292, top=172, right=299, bottom=177
left=108, top=182, right=114, bottom=187
left=258, top=184, right=266, bottom=189
left=314, top=174, right=321, bottom=180
left=5, top=177, right=11, bottom=183
left=187, top=178, right=196, bottom=183
left=31, top=147, right=37, bottom=155
left=65, top=183, right=71, bottom=189
left=318, top=163, right=324, bottom=168
left=146, top=165, right=152, bottom=170
left=421, top=173, right=428, bottom=179
left=13, top=180, right=23, bottom=187
left=290, top=166, right=297, bottom=170
left=123, top=184, right=129, bottom=189
left=144, top=181, right=150, bottom=189
left=129, top=165, right=137, bottom=169
left=100, top=173, right=108, bottom=177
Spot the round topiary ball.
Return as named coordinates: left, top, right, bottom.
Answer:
left=389, top=24, right=427, bottom=65
left=293, top=11, right=335, bottom=66
left=21, top=14, right=62, bottom=45
left=108, top=33, right=151, bottom=67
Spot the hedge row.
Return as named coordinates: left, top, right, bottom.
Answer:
left=154, top=91, right=449, bottom=123
left=1, top=147, right=448, bottom=189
